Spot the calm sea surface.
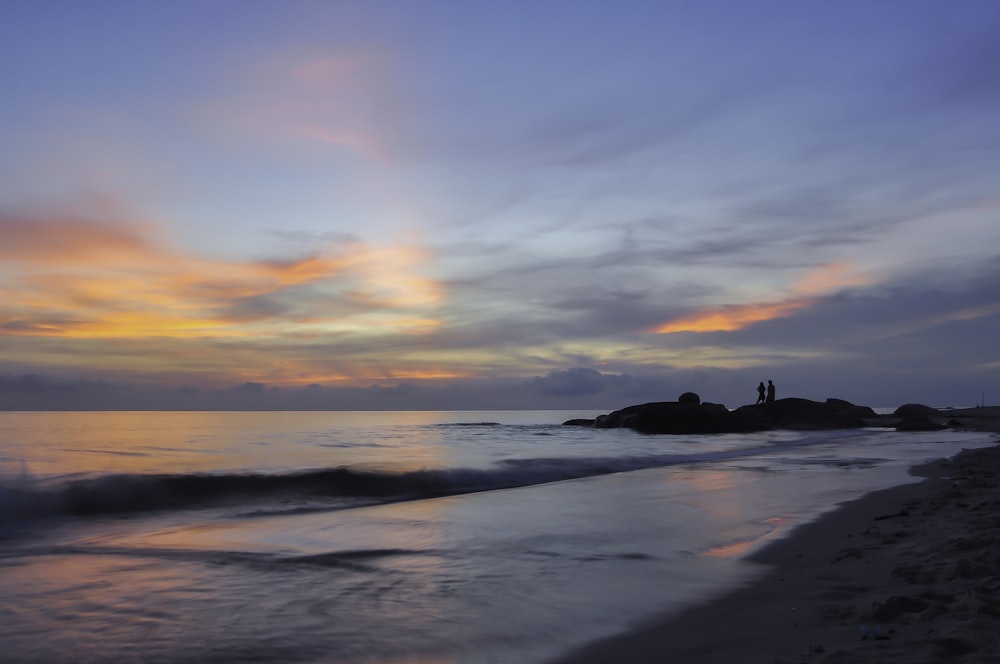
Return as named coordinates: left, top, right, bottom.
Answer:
left=0, top=410, right=994, bottom=663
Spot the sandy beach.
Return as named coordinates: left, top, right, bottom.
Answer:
left=555, top=414, right=1000, bottom=664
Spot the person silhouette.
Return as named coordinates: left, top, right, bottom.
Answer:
left=756, top=381, right=766, bottom=404
left=766, top=380, right=776, bottom=403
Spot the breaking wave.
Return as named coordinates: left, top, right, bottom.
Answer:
left=0, top=432, right=864, bottom=525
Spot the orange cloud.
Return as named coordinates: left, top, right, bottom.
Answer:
left=652, top=298, right=814, bottom=333
left=652, top=262, right=872, bottom=334
left=0, top=210, right=444, bottom=343
left=275, top=367, right=468, bottom=385
left=223, top=351, right=470, bottom=387
left=0, top=203, right=155, bottom=264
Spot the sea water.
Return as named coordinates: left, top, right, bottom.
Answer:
left=0, top=410, right=994, bottom=663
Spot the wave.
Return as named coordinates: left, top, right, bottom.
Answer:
left=0, top=433, right=867, bottom=525
left=0, top=543, right=425, bottom=572
left=433, top=421, right=502, bottom=427
left=0, top=462, right=608, bottom=522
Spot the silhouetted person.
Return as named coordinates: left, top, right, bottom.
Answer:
left=766, top=380, right=776, bottom=403
left=756, top=381, right=766, bottom=404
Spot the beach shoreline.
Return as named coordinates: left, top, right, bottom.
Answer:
left=552, top=432, right=1000, bottom=663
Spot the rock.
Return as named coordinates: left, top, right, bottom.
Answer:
left=896, top=417, right=946, bottom=432
left=891, top=403, right=947, bottom=431
left=826, top=398, right=877, bottom=419
left=893, top=403, right=939, bottom=418
left=630, top=401, right=741, bottom=434
left=571, top=396, right=915, bottom=435
left=591, top=400, right=764, bottom=434
left=732, top=398, right=869, bottom=430
left=562, top=418, right=596, bottom=427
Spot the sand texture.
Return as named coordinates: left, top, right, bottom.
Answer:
left=555, top=439, right=1000, bottom=664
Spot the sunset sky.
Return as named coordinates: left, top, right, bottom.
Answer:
left=2, top=1, right=999, bottom=410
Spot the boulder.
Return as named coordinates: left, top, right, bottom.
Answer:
left=731, top=398, right=869, bottom=430
left=893, top=403, right=939, bottom=418
left=890, top=403, right=948, bottom=431
left=826, top=398, right=878, bottom=419
left=630, top=401, right=746, bottom=434
left=592, top=400, right=764, bottom=434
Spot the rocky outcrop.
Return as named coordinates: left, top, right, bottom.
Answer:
left=591, top=400, right=758, bottom=434
left=565, top=399, right=1000, bottom=434
left=565, top=396, right=886, bottom=434
left=732, top=398, right=872, bottom=431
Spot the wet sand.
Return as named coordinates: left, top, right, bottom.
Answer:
left=554, top=422, right=1000, bottom=663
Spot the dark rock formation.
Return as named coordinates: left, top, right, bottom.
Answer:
left=593, top=400, right=756, bottom=434
left=895, top=416, right=947, bottom=432
left=574, top=396, right=881, bottom=434
left=893, top=403, right=938, bottom=418
left=732, top=398, right=871, bottom=430
left=678, top=392, right=701, bottom=405
left=567, top=400, right=1000, bottom=434
left=890, top=403, right=951, bottom=431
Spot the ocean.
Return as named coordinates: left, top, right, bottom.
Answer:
left=0, top=410, right=993, bottom=663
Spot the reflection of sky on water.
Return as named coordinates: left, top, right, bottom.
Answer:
left=6, top=467, right=759, bottom=663
left=0, top=411, right=468, bottom=477
left=1, top=411, right=994, bottom=663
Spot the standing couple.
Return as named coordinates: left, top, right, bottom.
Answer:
left=756, top=380, right=775, bottom=404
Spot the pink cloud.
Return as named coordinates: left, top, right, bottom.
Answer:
left=197, top=51, right=408, bottom=163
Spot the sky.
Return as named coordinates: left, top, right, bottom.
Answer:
left=1, top=0, right=999, bottom=411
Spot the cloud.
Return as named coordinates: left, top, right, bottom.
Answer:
left=0, top=201, right=444, bottom=344
left=197, top=50, right=410, bottom=163
left=2, top=204, right=978, bottom=406
left=0, top=219, right=148, bottom=263
left=531, top=368, right=609, bottom=396
left=0, top=373, right=126, bottom=409
left=368, top=382, right=418, bottom=398
left=0, top=373, right=77, bottom=395
left=233, top=381, right=267, bottom=393
left=525, top=368, right=690, bottom=402
left=652, top=299, right=814, bottom=334
left=651, top=262, right=873, bottom=334
left=667, top=257, right=1000, bottom=363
